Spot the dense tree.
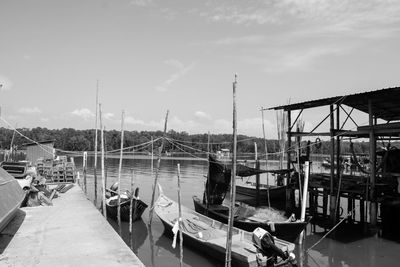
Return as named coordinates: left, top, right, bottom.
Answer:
left=0, top=127, right=378, bottom=156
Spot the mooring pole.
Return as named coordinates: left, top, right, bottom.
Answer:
left=329, top=104, right=337, bottom=225
left=117, top=110, right=125, bottom=235
left=225, top=74, right=238, bottom=267
left=83, top=151, right=87, bottom=194
left=368, top=100, right=377, bottom=229
left=100, top=104, right=106, bottom=217
left=94, top=81, right=99, bottom=206
left=149, top=111, right=169, bottom=225
left=177, top=164, right=184, bottom=267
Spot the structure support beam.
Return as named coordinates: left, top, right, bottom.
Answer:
left=329, top=104, right=337, bottom=225
left=369, top=100, right=377, bottom=228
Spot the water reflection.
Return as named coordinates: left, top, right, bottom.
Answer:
left=75, top=156, right=400, bottom=267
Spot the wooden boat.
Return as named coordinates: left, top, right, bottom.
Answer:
left=0, top=167, right=25, bottom=232
left=105, top=187, right=148, bottom=222
left=155, top=184, right=296, bottom=267
left=235, top=182, right=287, bottom=208
left=193, top=196, right=309, bottom=243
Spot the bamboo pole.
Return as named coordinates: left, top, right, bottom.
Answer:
left=177, top=164, right=183, bottom=267
left=100, top=104, right=106, bottom=217
left=94, top=81, right=99, bottom=206
left=149, top=110, right=169, bottom=225
left=117, top=110, right=125, bottom=235
left=104, top=127, right=108, bottom=192
left=225, top=74, right=238, bottom=267
left=261, top=108, right=271, bottom=208
left=300, top=161, right=310, bottom=244
left=151, top=136, right=154, bottom=176
left=206, top=132, right=211, bottom=209
left=83, top=151, right=87, bottom=194
left=129, top=169, right=134, bottom=236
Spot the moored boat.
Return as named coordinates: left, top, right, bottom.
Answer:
left=105, top=186, right=148, bottom=222
left=0, top=167, right=25, bottom=232
left=155, top=184, right=297, bottom=267
left=193, top=196, right=309, bottom=243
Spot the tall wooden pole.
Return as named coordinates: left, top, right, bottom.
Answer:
left=225, top=74, right=237, bottom=267
left=151, top=136, right=154, bottom=176
left=369, top=100, right=377, bottom=228
left=285, top=110, right=292, bottom=212
left=206, top=132, right=211, bottom=209
left=129, top=169, right=134, bottom=236
left=94, top=81, right=99, bottom=206
left=100, top=104, right=106, bottom=217
left=177, top=164, right=184, bottom=267
left=117, top=110, right=125, bottom=234
left=83, top=151, right=87, bottom=194
left=149, top=111, right=169, bottom=225
left=261, top=108, right=270, bottom=207
left=329, top=104, right=337, bottom=225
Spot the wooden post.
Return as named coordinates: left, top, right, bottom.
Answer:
left=94, top=82, right=99, bottom=206
left=129, top=169, right=134, bottom=236
left=83, top=151, right=87, bottom=194
left=336, top=104, right=341, bottom=220
left=151, top=136, right=154, bottom=176
left=285, top=109, right=292, bottom=212
left=177, top=164, right=184, bottom=267
left=300, top=161, right=310, bottom=244
left=206, top=132, right=211, bottom=209
left=329, top=104, right=337, bottom=225
left=225, top=74, right=238, bottom=267
left=255, top=160, right=261, bottom=207
left=368, top=100, right=377, bottom=228
left=149, top=111, right=169, bottom=225
left=100, top=104, right=106, bottom=217
left=117, top=110, right=125, bottom=235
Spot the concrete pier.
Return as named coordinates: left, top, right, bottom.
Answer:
left=0, top=185, right=144, bottom=267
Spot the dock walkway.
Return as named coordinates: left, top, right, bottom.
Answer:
left=0, top=185, right=144, bottom=267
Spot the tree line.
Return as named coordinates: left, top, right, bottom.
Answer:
left=0, top=127, right=372, bottom=156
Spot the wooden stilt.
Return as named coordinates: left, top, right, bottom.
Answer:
left=99, top=104, right=106, bottom=217
left=83, top=151, right=87, bottom=194
left=149, top=111, right=169, bottom=225
left=177, top=164, right=183, bottom=267
left=117, top=110, right=125, bottom=235
left=225, top=74, right=238, bottom=267
left=94, top=82, right=99, bottom=207
left=129, top=169, right=134, bottom=236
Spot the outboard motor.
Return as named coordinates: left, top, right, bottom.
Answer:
left=252, top=228, right=297, bottom=267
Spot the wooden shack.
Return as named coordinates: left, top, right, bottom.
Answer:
left=268, top=86, right=400, bottom=230
left=24, top=140, right=55, bottom=164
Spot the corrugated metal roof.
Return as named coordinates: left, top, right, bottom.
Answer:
left=268, top=86, right=400, bottom=121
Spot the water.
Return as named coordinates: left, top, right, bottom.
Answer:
left=74, top=156, right=399, bottom=267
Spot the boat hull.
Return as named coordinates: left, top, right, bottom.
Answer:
left=193, top=196, right=308, bottom=242
left=155, top=186, right=296, bottom=267
left=235, top=184, right=287, bottom=208
left=106, top=198, right=148, bottom=222
left=0, top=168, right=25, bottom=232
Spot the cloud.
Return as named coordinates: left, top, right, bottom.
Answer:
left=155, top=59, right=195, bottom=92
left=125, top=115, right=145, bottom=125
left=195, top=111, right=212, bottom=120
left=129, top=0, right=153, bottom=7
left=103, top=112, right=115, bottom=120
left=0, top=75, right=13, bottom=91
left=71, top=108, right=95, bottom=120
left=18, top=107, right=42, bottom=114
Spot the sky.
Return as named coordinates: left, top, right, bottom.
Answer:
left=1, top=0, right=400, bottom=138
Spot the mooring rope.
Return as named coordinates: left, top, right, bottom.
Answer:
left=306, top=206, right=356, bottom=253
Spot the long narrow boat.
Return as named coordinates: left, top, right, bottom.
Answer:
left=106, top=189, right=148, bottom=222
left=235, top=182, right=287, bottom=208
left=0, top=167, right=25, bottom=232
left=155, top=185, right=296, bottom=267
left=193, top=196, right=309, bottom=243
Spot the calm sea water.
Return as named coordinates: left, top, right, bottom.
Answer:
left=74, top=156, right=399, bottom=267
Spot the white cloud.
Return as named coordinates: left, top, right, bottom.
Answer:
left=103, top=112, right=115, bottom=120
left=71, top=108, right=95, bottom=120
left=155, top=60, right=195, bottom=92
left=0, top=75, right=13, bottom=91
left=129, top=0, right=153, bottom=7
left=125, top=115, right=145, bottom=125
left=18, top=107, right=42, bottom=114
left=195, top=111, right=212, bottom=120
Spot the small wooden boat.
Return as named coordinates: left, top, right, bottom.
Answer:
left=0, top=167, right=25, bottom=232
left=105, top=186, right=148, bottom=222
left=155, top=184, right=296, bottom=267
left=235, top=182, right=287, bottom=208
left=193, top=196, right=309, bottom=243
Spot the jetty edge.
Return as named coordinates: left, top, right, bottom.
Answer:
left=0, top=183, right=144, bottom=267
